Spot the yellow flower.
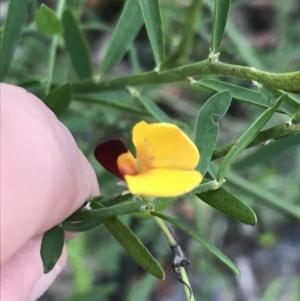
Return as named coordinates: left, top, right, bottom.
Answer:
left=95, top=121, right=203, bottom=197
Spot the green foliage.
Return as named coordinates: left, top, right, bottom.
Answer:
left=40, top=226, right=65, bottom=273
left=0, top=0, right=30, bottom=80
left=35, top=4, right=64, bottom=38
left=4, top=0, right=300, bottom=299
left=210, top=0, right=232, bottom=51
left=139, top=0, right=165, bottom=67
left=195, top=90, right=232, bottom=175
left=102, top=214, right=165, bottom=280
left=62, top=9, right=93, bottom=80
left=151, top=212, right=240, bottom=276
left=43, top=83, right=73, bottom=117
left=217, top=95, right=284, bottom=181
left=132, top=90, right=172, bottom=122
left=99, top=0, right=144, bottom=74
left=197, top=186, right=257, bottom=225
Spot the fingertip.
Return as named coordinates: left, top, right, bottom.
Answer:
left=29, top=246, right=67, bottom=301
left=0, top=236, right=67, bottom=301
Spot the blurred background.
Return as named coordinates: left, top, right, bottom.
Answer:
left=1, top=0, right=300, bottom=300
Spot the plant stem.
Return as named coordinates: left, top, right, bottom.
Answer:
left=66, top=180, right=220, bottom=222
left=179, top=267, right=196, bottom=301
left=153, top=216, right=177, bottom=246
left=212, top=122, right=300, bottom=161
left=73, top=59, right=300, bottom=94
left=44, top=0, right=65, bottom=96
left=153, top=216, right=195, bottom=301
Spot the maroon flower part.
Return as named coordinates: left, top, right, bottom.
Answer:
left=94, top=138, right=128, bottom=180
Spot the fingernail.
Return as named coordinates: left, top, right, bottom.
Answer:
left=29, top=263, right=62, bottom=301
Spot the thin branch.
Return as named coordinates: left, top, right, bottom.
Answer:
left=212, top=123, right=300, bottom=161
left=73, top=59, right=300, bottom=94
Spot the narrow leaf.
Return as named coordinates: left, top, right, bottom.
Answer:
left=211, top=0, right=232, bottom=51
left=235, top=133, right=300, bottom=169
left=139, top=0, right=165, bottom=67
left=75, top=96, right=150, bottom=116
left=197, top=187, right=257, bottom=225
left=103, top=216, right=165, bottom=279
left=196, top=79, right=298, bottom=115
left=217, top=95, right=284, bottom=181
left=67, top=199, right=144, bottom=221
left=43, top=83, right=72, bottom=117
left=227, top=173, right=300, bottom=221
left=258, top=85, right=300, bottom=117
left=67, top=181, right=220, bottom=222
left=40, top=226, right=65, bottom=273
left=62, top=9, right=93, bottom=80
left=0, top=0, right=30, bottom=80
left=195, top=90, right=232, bottom=175
left=196, top=79, right=271, bottom=109
left=133, top=93, right=172, bottom=122
left=151, top=212, right=240, bottom=276
left=62, top=220, right=102, bottom=232
left=35, top=4, right=64, bottom=38
left=100, top=0, right=144, bottom=74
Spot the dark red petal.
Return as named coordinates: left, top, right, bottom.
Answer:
left=94, top=138, right=128, bottom=179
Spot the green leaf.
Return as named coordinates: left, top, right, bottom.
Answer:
left=197, top=187, right=257, bottom=226
left=103, top=215, right=165, bottom=279
left=195, top=79, right=299, bottom=116
left=195, top=79, right=272, bottom=109
left=62, top=9, right=93, bottom=80
left=67, top=181, right=222, bottom=223
left=94, top=193, right=135, bottom=207
left=75, top=95, right=150, bottom=116
left=59, top=284, right=117, bottom=301
left=235, top=133, right=300, bottom=169
left=258, top=85, right=300, bottom=116
left=0, top=0, right=30, bottom=80
left=162, top=0, right=203, bottom=68
left=217, top=95, right=284, bottom=181
left=129, top=45, right=142, bottom=73
left=151, top=212, right=240, bottom=276
left=43, top=83, right=72, bottom=117
left=227, top=173, right=300, bottom=221
left=133, top=93, right=172, bottom=122
left=62, top=220, right=102, bottom=232
left=35, top=4, right=64, bottom=38
left=100, top=0, right=144, bottom=74
left=67, top=199, right=143, bottom=221
left=139, top=0, right=165, bottom=67
left=195, top=90, right=232, bottom=175
left=40, top=226, right=65, bottom=273
left=211, top=0, right=232, bottom=51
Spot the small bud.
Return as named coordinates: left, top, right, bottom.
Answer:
left=83, top=202, right=92, bottom=211
left=188, top=77, right=197, bottom=84
left=286, top=120, right=293, bottom=127
left=261, top=140, right=270, bottom=146
left=127, top=86, right=139, bottom=97
left=208, top=51, right=220, bottom=63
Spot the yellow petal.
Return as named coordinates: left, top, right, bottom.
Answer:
left=133, top=121, right=200, bottom=172
left=125, top=169, right=203, bottom=197
left=117, top=151, right=139, bottom=177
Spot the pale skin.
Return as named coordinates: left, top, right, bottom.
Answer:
left=0, top=83, right=100, bottom=300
